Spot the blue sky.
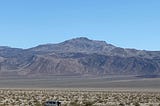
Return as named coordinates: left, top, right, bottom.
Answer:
left=0, top=0, right=160, bottom=50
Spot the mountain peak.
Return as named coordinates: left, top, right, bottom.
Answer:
left=30, top=37, right=116, bottom=54
left=64, top=37, right=92, bottom=43
left=63, top=37, right=108, bottom=45
left=73, top=37, right=90, bottom=41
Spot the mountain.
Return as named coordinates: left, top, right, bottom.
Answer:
left=0, top=37, right=160, bottom=77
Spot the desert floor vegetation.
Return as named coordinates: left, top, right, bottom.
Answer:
left=0, top=88, right=160, bottom=106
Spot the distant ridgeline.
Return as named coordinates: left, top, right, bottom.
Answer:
left=0, top=37, right=160, bottom=77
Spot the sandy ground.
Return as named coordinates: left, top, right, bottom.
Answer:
left=0, top=76, right=160, bottom=89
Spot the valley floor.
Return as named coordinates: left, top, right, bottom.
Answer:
left=0, top=77, right=160, bottom=105
left=0, top=88, right=160, bottom=106
left=0, top=76, right=160, bottom=89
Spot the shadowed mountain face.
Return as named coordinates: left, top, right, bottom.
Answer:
left=0, top=37, right=160, bottom=77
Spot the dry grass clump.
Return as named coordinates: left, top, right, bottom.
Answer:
left=0, top=89, right=160, bottom=106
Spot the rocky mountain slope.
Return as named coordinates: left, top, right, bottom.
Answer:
left=0, top=37, right=160, bottom=77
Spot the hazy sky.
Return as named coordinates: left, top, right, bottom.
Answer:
left=0, top=0, right=160, bottom=50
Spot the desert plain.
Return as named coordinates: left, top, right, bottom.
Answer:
left=0, top=76, right=160, bottom=106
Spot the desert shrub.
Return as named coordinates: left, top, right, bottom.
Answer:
left=133, top=102, right=140, bottom=106
left=119, top=103, right=125, bottom=106
left=70, top=101, right=81, bottom=106
left=83, top=101, right=94, bottom=106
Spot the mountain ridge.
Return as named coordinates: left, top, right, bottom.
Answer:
left=0, top=37, right=160, bottom=77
